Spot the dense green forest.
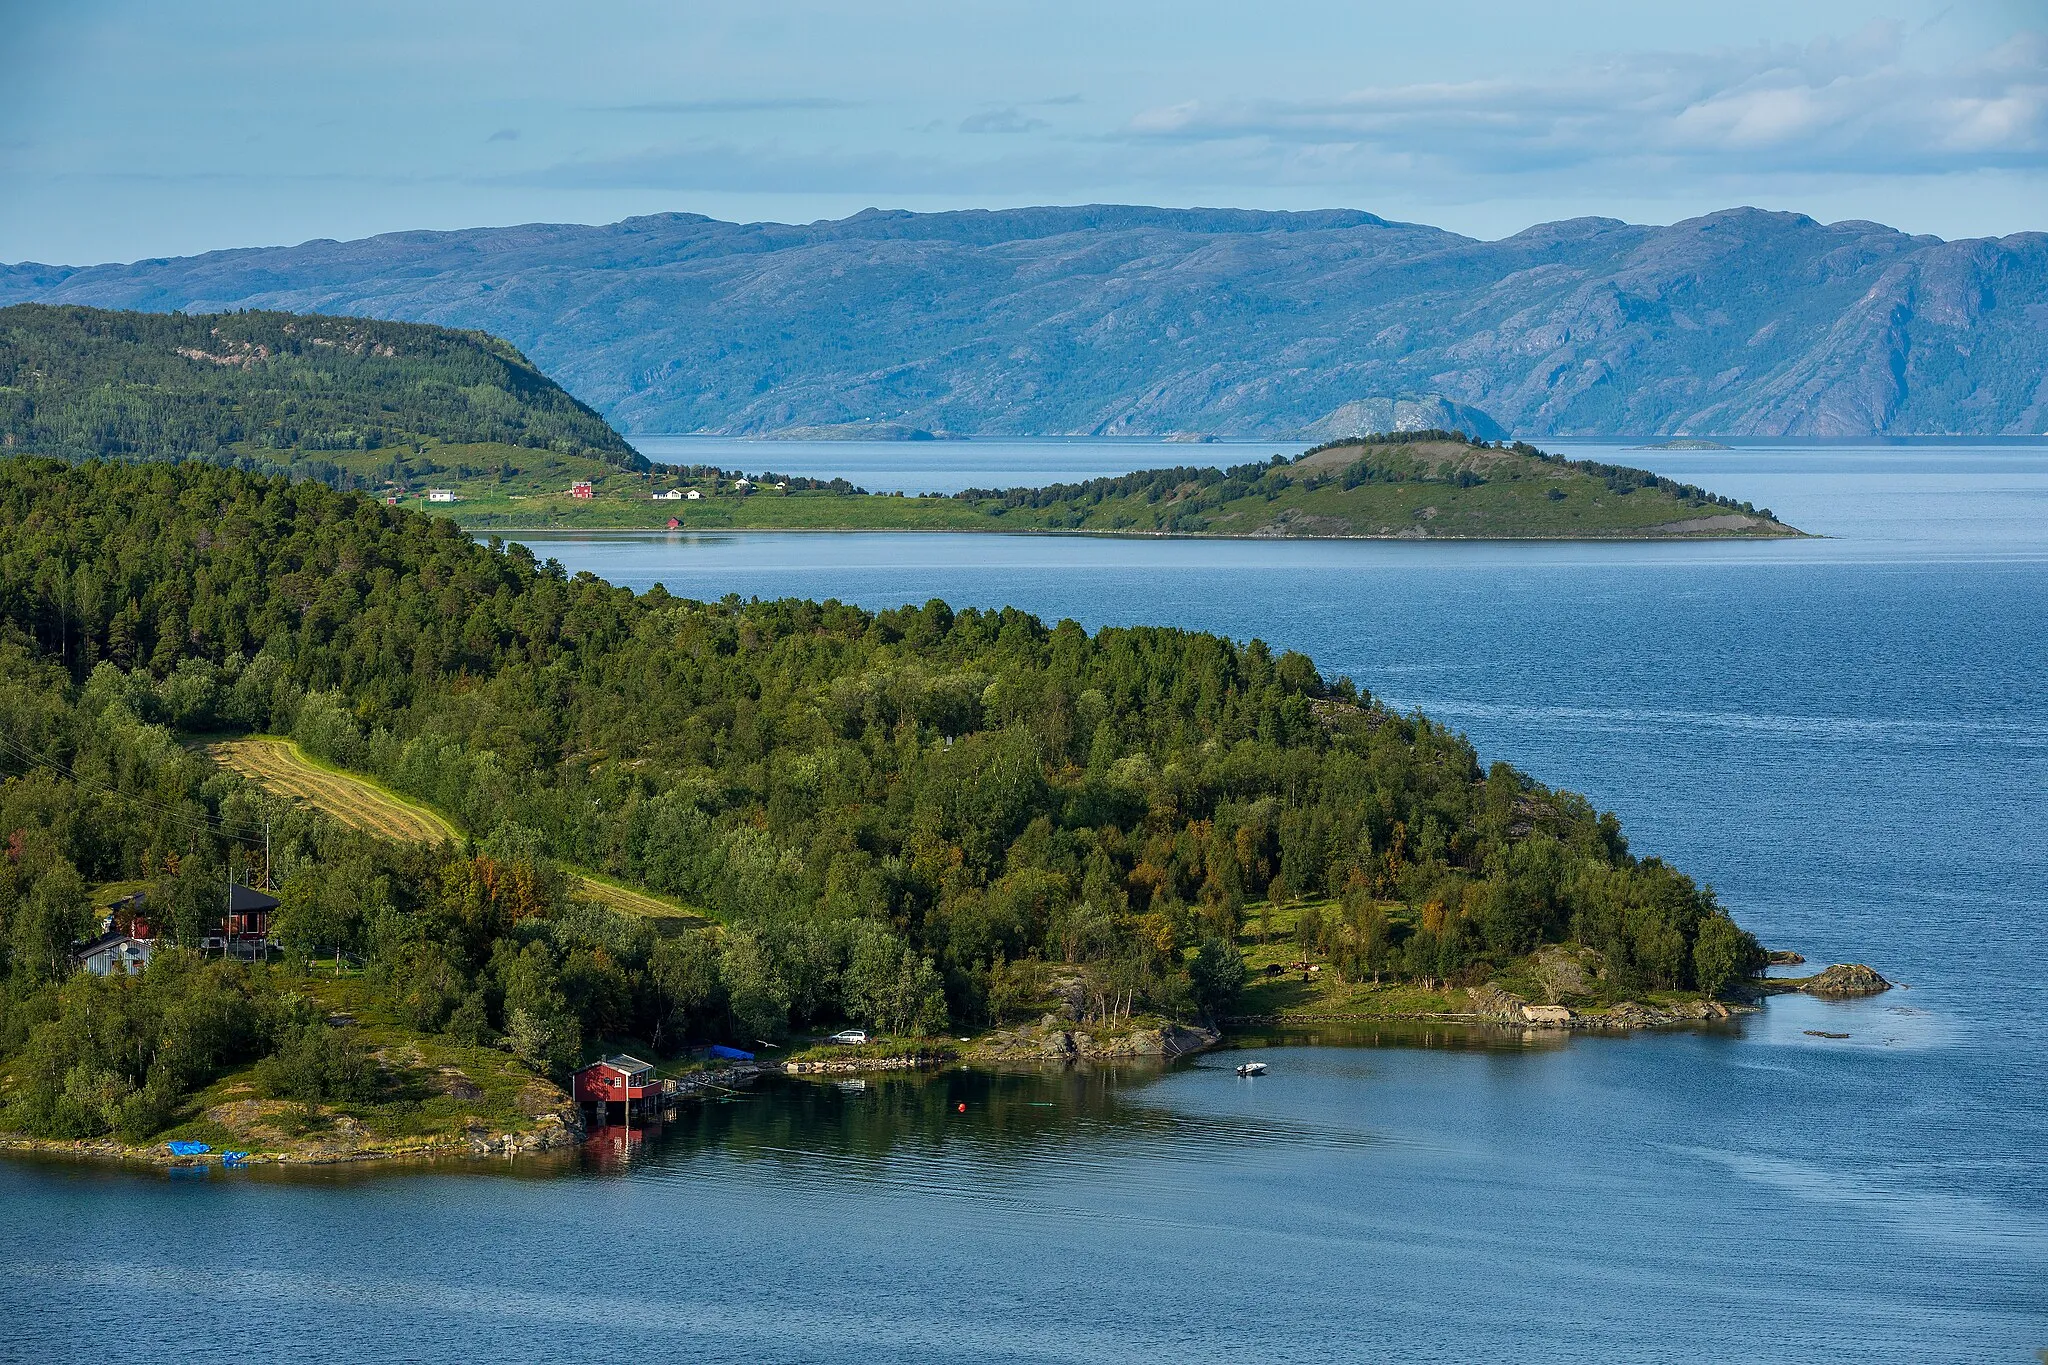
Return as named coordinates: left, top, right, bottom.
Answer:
left=0, top=304, right=643, bottom=485
left=0, top=458, right=1761, bottom=1140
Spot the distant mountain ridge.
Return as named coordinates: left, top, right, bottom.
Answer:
left=4, top=204, right=2044, bottom=437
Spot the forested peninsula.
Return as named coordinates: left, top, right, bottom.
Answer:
left=0, top=458, right=1772, bottom=1163
left=0, top=303, right=1800, bottom=540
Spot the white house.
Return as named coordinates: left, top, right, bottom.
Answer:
left=425, top=488, right=458, bottom=503
left=77, top=932, right=152, bottom=976
left=733, top=477, right=753, bottom=491
left=685, top=488, right=703, bottom=501
left=654, top=489, right=684, bottom=501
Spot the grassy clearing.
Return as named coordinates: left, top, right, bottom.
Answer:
left=203, top=737, right=459, bottom=844
left=202, top=736, right=711, bottom=929
left=563, top=868, right=714, bottom=931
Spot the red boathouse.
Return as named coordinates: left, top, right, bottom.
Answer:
left=574, top=1054, right=659, bottom=1126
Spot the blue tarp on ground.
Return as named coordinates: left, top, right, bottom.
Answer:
left=706, top=1045, right=754, bottom=1061
left=165, top=1141, right=210, bottom=1156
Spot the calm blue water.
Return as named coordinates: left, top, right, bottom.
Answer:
left=5, top=444, right=2045, bottom=1363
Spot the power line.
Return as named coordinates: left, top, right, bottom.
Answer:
left=0, top=730, right=269, bottom=841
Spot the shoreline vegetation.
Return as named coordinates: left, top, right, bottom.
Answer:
left=0, top=956, right=1891, bottom=1173
left=0, top=303, right=1800, bottom=541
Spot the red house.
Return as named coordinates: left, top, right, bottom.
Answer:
left=212, top=883, right=280, bottom=960
left=570, top=480, right=595, bottom=499
left=225, top=883, right=278, bottom=941
left=574, top=1054, right=659, bottom=1126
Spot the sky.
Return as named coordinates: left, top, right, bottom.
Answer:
left=1, top=0, right=2043, bottom=264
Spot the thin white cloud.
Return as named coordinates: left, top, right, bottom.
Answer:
left=1120, top=27, right=2048, bottom=177
left=960, top=108, right=1047, bottom=135
left=484, top=25, right=2047, bottom=221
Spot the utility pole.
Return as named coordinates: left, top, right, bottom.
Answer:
left=263, top=819, right=271, bottom=890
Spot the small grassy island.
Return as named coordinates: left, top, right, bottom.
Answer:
left=0, top=455, right=1792, bottom=1167
left=0, top=302, right=1800, bottom=541
left=442, top=433, right=1800, bottom=539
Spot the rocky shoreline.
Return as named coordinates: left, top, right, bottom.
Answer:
left=0, top=1065, right=774, bottom=1171
left=1226, top=962, right=1892, bottom=1033
left=0, top=1112, right=584, bottom=1170
left=1, top=966, right=1893, bottom=1169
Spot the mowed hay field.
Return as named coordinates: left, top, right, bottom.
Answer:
left=202, top=737, right=710, bottom=929
left=204, top=737, right=458, bottom=844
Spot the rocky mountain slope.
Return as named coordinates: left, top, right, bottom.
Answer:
left=4, top=205, right=2043, bottom=437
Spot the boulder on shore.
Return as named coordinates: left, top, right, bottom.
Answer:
left=1801, top=963, right=1891, bottom=997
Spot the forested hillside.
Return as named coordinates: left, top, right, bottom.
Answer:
left=0, top=304, right=643, bottom=484
left=6, top=205, right=2044, bottom=436
left=0, top=459, right=1760, bottom=1140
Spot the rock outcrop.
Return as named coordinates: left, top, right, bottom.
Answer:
left=966, top=1015, right=1219, bottom=1064
left=1465, top=984, right=1742, bottom=1029
left=1800, top=964, right=1892, bottom=997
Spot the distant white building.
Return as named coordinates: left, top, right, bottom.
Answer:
left=685, top=488, right=703, bottom=500
left=654, top=489, right=684, bottom=501
left=77, top=932, right=152, bottom=976
left=425, top=488, right=458, bottom=503
left=733, top=478, right=753, bottom=491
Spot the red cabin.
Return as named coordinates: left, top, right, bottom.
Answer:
left=225, top=883, right=278, bottom=941
left=574, top=1054, right=659, bottom=1126
left=570, top=480, right=595, bottom=499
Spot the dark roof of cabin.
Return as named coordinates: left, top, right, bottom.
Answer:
left=228, top=884, right=280, bottom=912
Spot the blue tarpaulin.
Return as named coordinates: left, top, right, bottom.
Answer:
left=706, top=1044, right=753, bottom=1061
left=165, top=1141, right=211, bottom=1156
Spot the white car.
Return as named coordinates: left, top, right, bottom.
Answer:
left=828, top=1029, right=871, bottom=1045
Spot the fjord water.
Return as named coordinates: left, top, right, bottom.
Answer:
left=6, top=445, right=2046, bottom=1362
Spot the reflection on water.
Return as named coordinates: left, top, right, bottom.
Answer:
left=5, top=1021, right=2045, bottom=1361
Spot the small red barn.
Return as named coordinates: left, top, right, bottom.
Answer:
left=570, top=480, right=595, bottom=499
left=574, top=1054, right=659, bottom=1126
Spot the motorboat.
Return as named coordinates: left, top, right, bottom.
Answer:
left=1235, top=1061, right=1268, bottom=1077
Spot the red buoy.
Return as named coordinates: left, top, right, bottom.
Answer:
left=957, top=1102, right=966, bottom=1112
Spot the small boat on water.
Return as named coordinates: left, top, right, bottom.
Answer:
left=1236, top=1061, right=1268, bottom=1077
